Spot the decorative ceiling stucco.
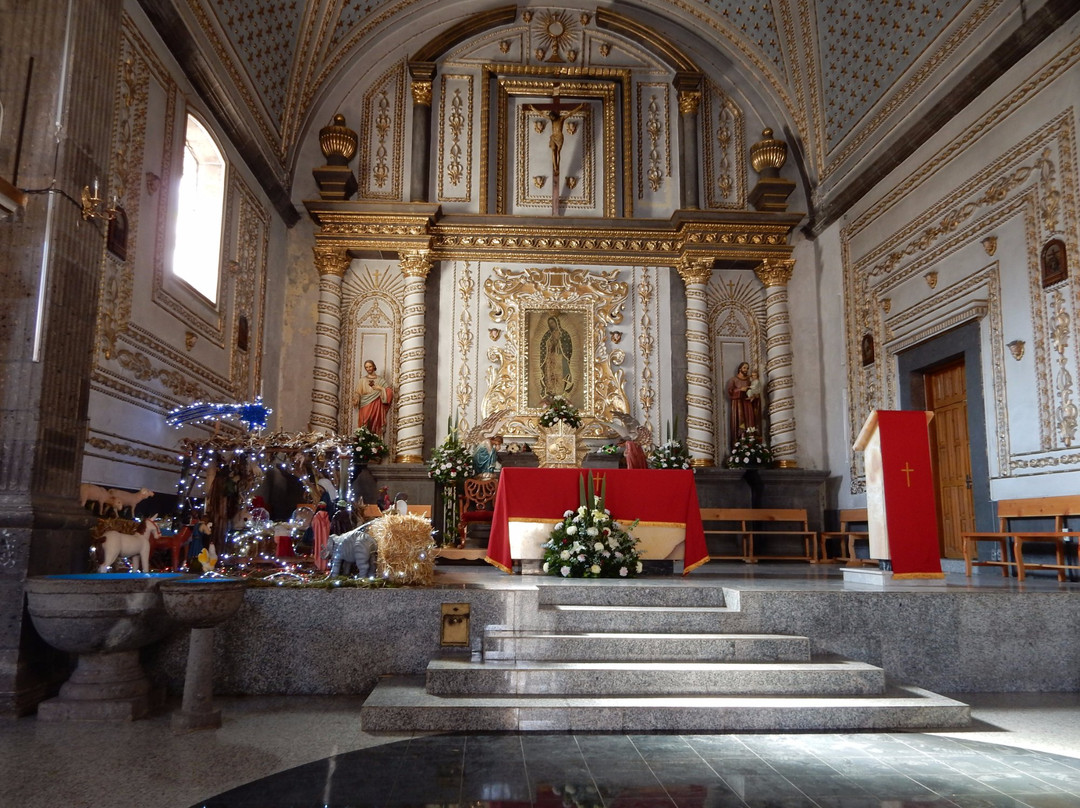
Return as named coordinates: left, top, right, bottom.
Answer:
left=212, top=0, right=302, bottom=123
left=815, top=0, right=962, bottom=150
left=163, top=0, right=1058, bottom=219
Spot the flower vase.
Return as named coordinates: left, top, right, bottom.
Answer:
left=440, top=483, right=459, bottom=546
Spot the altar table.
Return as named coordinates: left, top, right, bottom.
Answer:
left=484, top=468, right=708, bottom=574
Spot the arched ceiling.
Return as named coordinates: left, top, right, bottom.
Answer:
left=137, top=0, right=1072, bottom=226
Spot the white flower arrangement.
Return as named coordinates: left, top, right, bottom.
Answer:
left=648, top=417, right=692, bottom=470
left=724, top=426, right=773, bottom=468
left=427, top=426, right=473, bottom=484
left=540, top=473, right=642, bottom=579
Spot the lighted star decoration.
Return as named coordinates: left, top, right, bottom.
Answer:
left=166, top=398, right=272, bottom=431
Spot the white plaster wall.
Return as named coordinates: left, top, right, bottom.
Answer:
left=82, top=3, right=283, bottom=494
left=789, top=230, right=830, bottom=475
left=837, top=13, right=1080, bottom=502
left=275, top=216, right=320, bottom=433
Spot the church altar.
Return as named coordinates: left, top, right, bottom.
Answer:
left=485, top=468, right=708, bottom=574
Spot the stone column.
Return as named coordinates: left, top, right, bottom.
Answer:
left=677, top=258, right=715, bottom=466
left=309, top=247, right=350, bottom=432
left=408, top=62, right=436, bottom=203
left=0, top=0, right=125, bottom=716
left=674, top=73, right=702, bottom=210
left=395, top=251, right=433, bottom=462
left=755, top=258, right=798, bottom=467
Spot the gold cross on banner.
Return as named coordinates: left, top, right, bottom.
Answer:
left=901, top=462, right=915, bottom=487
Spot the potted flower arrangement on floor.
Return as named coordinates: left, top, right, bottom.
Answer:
left=541, top=474, right=642, bottom=578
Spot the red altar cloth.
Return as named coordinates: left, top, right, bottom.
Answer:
left=485, top=468, right=708, bottom=574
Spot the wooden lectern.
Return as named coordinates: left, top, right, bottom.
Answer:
left=853, top=410, right=944, bottom=578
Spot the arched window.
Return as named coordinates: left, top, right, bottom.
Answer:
left=172, top=114, right=225, bottom=303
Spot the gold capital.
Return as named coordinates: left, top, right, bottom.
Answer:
left=412, top=81, right=433, bottom=106
left=678, top=89, right=701, bottom=116
left=677, top=258, right=713, bottom=286
left=755, top=258, right=794, bottom=287
left=313, top=246, right=351, bottom=277
left=399, top=250, right=434, bottom=279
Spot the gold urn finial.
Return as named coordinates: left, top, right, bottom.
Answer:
left=750, top=127, right=787, bottom=176
left=319, top=113, right=358, bottom=166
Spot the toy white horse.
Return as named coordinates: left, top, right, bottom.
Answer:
left=99, top=518, right=161, bottom=572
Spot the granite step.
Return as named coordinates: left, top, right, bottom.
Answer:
left=535, top=583, right=730, bottom=608
left=360, top=675, right=972, bottom=733
left=482, top=627, right=811, bottom=663
left=425, top=657, right=886, bottom=696
left=535, top=603, right=745, bottom=633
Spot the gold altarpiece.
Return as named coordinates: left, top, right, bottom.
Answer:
left=306, top=41, right=802, bottom=458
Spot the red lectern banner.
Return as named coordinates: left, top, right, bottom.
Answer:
left=876, top=410, right=943, bottom=577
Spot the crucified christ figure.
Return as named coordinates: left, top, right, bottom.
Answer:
left=526, top=101, right=585, bottom=178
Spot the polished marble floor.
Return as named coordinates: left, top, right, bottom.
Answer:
left=199, top=711, right=1080, bottom=808
left=4, top=692, right=1079, bottom=808
left=5, top=564, right=1079, bottom=808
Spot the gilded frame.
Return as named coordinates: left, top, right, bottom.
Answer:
left=484, top=67, right=629, bottom=217
left=482, top=266, right=630, bottom=437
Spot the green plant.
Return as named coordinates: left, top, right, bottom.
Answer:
left=541, top=474, right=641, bottom=578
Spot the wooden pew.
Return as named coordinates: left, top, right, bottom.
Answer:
left=817, top=508, right=875, bottom=565
left=962, top=495, right=1080, bottom=582
left=700, top=508, right=816, bottom=563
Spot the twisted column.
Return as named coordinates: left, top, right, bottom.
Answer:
left=755, top=258, right=798, bottom=467
left=309, top=247, right=350, bottom=432
left=395, top=251, right=433, bottom=462
left=677, top=258, right=715, bottom=466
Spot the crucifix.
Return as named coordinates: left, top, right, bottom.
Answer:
left=526, top=90, right=587, bottom=215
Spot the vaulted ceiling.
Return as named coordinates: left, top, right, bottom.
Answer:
left=138, top=0, right=1073, bottom=227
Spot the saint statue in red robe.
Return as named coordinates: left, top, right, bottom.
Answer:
left=354, top=359, right=393, bottom=435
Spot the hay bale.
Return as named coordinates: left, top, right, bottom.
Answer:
left=367, top=513, right=436, bottom=586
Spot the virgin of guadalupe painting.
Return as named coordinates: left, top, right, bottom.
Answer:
left=527, top=310, right=585, bottom=410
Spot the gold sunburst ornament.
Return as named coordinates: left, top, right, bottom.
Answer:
left=536, top=10, right=578, bottom=62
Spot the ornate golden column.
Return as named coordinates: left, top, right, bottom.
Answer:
left=408, top=62, right=436, bottom=203
left=674, top=72, right=703, bottom=210
left=754, top=258, right=798, bottom=467
left=309, top=248, right=351, bottom=432
left=677, top=257, right=715, bottom=466
left=395, top=250, right=434, bottom=462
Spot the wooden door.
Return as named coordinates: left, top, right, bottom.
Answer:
left=926, top=360, right=975, bottom=558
